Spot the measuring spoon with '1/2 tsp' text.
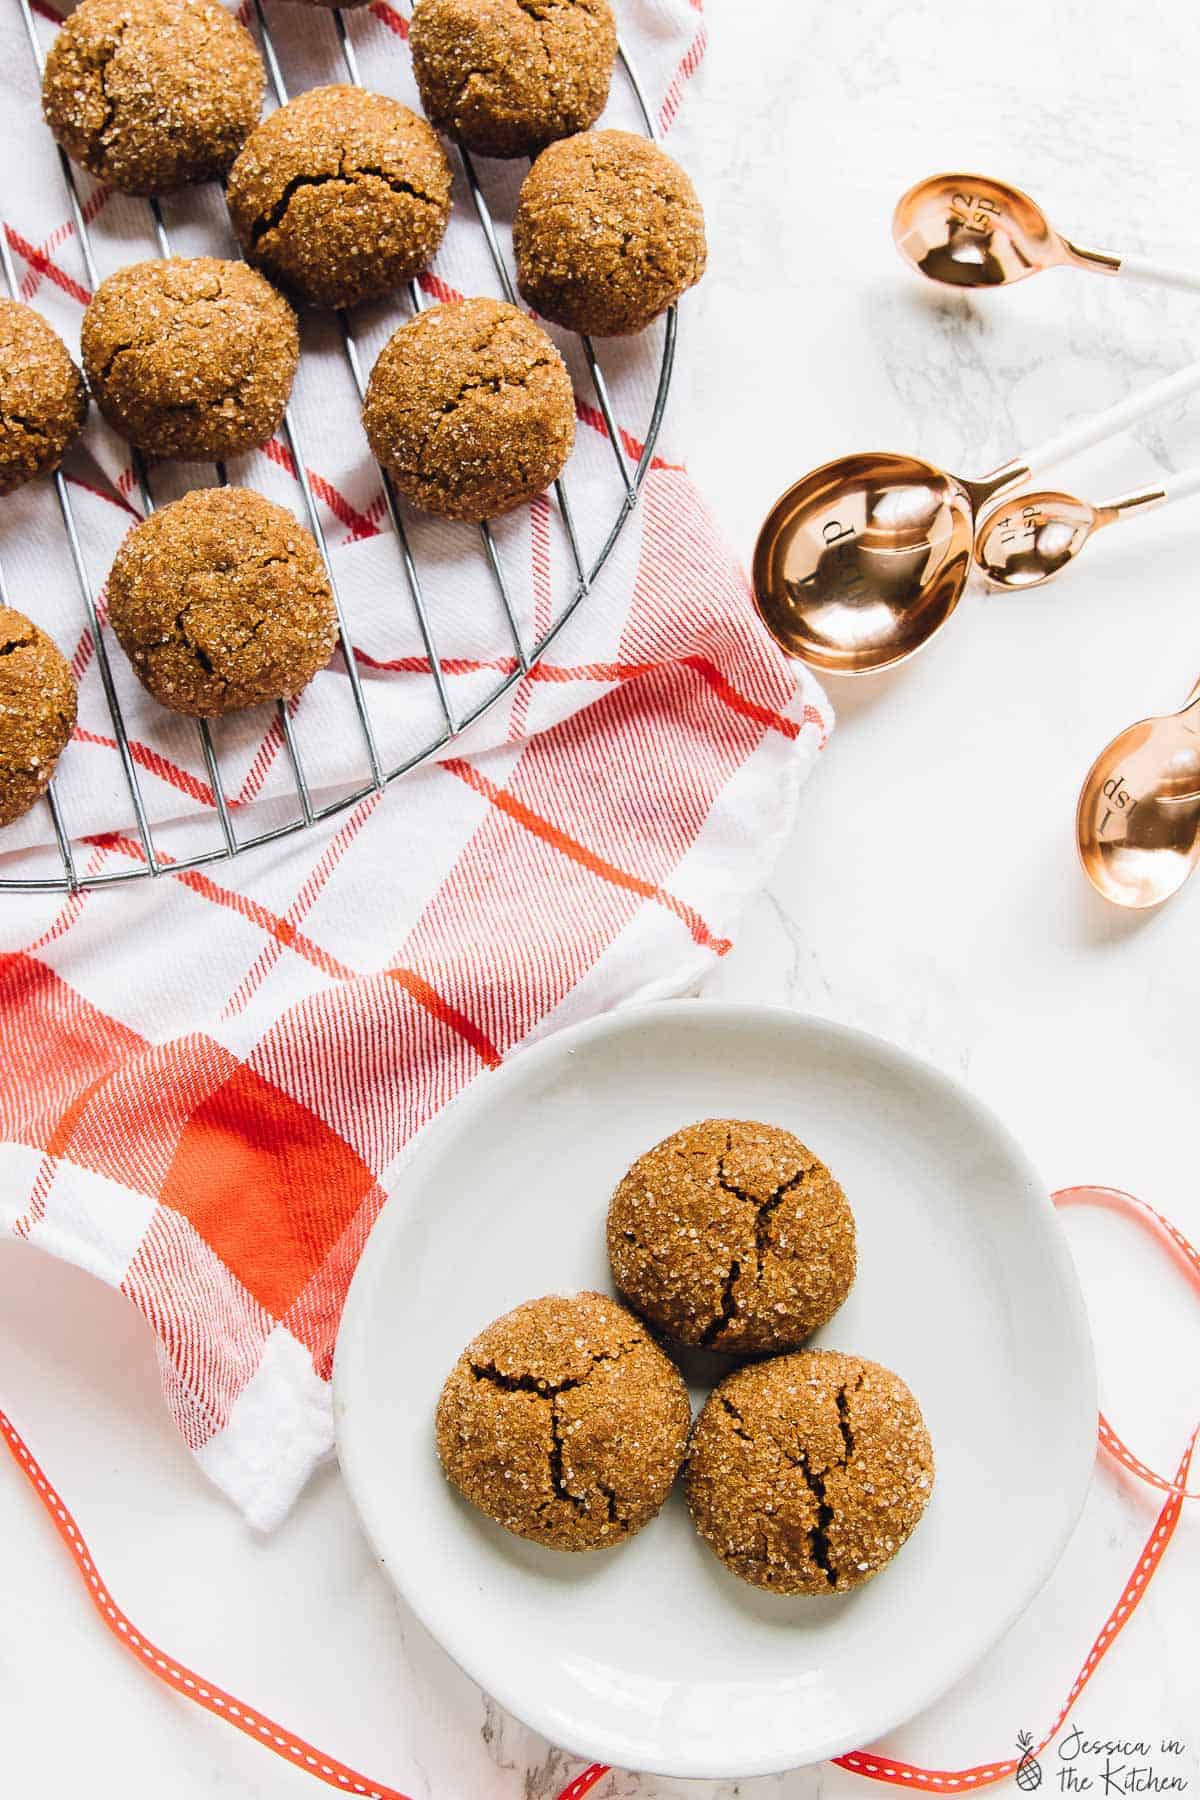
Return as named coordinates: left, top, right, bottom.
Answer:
left=893, top=173, right=1200, bottom=295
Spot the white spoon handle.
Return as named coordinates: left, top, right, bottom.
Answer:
left=1116, top=253, right=1200, bottom=294
left=1020, top=360, right=1200, bottom=476
left=1163, top=466, right=1200, bottom=504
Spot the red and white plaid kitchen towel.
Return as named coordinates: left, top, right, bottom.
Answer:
left=0, top=0, right=831, bottom=1527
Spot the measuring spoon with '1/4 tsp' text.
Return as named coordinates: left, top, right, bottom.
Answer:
left=974, top=468, right=1200, bottom=591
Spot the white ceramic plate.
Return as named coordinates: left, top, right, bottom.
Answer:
left=335, top=1003, right=1096, bottom=1779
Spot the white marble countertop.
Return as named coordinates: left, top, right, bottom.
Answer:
left=2, top=0, right=1197, bottom=1793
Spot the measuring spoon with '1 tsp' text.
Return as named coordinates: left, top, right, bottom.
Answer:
left=1077, top=680, right=1200, bottom=908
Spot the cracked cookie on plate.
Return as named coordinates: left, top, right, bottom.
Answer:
left=41, top=0, right=264, bottom=196
left=362, top=295, right=575, bottom=521
left=685, top=1351, right=934, bottom=1595
left=81, top=257, right=299, bottom=460
left=435, top=1292, right=691, bottom=1551
left=106, top=487, right=338, bottom=717
left=608, top=1119, right=857, bottom=1354
left=227, top=86, right=453, bottom=311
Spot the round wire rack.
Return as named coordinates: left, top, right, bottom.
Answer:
left=0, top=0, right=676, bottom=893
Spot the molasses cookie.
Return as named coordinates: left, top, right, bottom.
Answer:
left=106, top=486, right=337, bottom=716
left=0, top=301, right=87, bottom=496
left=514, top=129, right=707, bottom=336
left=41, top=0, right=264, bottom=195
left=82, top=258, right=299, bottom=460
left=435, top=1291, right=691, bottom=1551
left=410, top=0, right=616, bottom=159
left=362, top=296, right=575, bottom=520
left=0, top=609, right=77, bottom=827
left=608, top=1120, right=856, bottom=1354
left=228, top=86, right=453, bottom=311
left=685, top=1351, right=934, bottom=1595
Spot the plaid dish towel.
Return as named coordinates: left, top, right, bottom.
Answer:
left=0, top=0, right=831, bottom=1527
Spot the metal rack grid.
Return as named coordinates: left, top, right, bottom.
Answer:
left=2, top=0, right=677, bottom=893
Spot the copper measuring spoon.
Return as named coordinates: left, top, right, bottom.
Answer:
left=975, top=468, right=1200, bottom=590
left=893, top=173, right=1200, bottom=294
left=753, top=360, right=1200, bottom=674
left=1077, top=681, right=1200, bottom=908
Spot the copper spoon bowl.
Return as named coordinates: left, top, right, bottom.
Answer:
left=974, top=486, right=1166, bottom=589
left=892, top=172, right=1200, bottom=294
left=1077, top=683, right=1200, bottom=908
left=752, top=451, right=1022, bottom=673
left=892, top=173, right=1118, bottom=289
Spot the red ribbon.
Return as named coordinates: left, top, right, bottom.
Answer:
left=2, top=1184, right=1195, bottom=1800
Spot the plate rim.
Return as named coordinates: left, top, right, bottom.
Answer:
left=334, top=1000, right=1098, bottom=1779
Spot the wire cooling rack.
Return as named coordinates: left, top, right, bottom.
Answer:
left=0, top=0, right=676, bottom=893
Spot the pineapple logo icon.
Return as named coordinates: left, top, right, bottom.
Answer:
left=1015, top=1732, right=1043, bottom=1792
